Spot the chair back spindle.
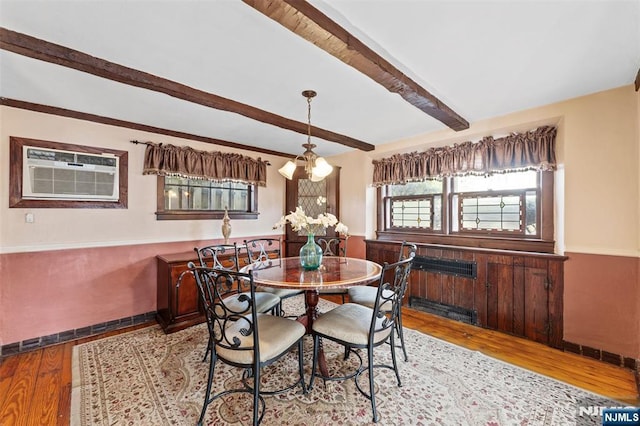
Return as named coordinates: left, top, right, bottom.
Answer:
left=243, top=238, right=282, bottom=269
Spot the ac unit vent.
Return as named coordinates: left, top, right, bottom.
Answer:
left=23, top=146, right=119, bottom=201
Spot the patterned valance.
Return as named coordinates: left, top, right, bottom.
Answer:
left=372, top=126, right=557, bottom=186
left=142, top=142, right=268, bottom=186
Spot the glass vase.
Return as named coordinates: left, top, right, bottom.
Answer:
left=299, top=233, right=323, bottom=271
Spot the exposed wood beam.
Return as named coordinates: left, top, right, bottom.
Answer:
left=243, top=0, right=469, bottom=131
left=0, top=27, right=375, bottom=152
left=0, top=98, right=291, bottom=159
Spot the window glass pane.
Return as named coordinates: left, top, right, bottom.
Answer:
left=525, top=190, right=537, bottom=235
left=391, top=198, right=432, bottom=229
left=163, top=177, right=250, bottom=211
left=165, top=185, right=180, bottom=210
left=165, top=176, right=183, bottom=185
left=459, top=194, right=523, bottom=233
left=454, top=170, right=536, bottom=192
left=297, top=179, right=328, bottom=236
left=388, top=179, right=442, bottom=196
left=190, top=186, right=210, bottom=210
left=179, top=187, right=191, bottom=209
left=433, top=195, right=442, bottom=231
left=190, top=178, right=210, bottom=187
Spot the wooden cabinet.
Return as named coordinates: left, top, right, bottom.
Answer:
left=156, top=251, right=204, bottom=333
left=284, top=166, right=340, bottom=256
left=365, top=240, right=566, bottom=348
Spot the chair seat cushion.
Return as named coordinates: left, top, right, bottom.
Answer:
left=312, top=303, right=391, bottom=346
left=258, top=286, right=304, bottom=299
left=318, top=288, right=348, bottom=294
left=347, top=286, right=393, bottom=311
left=223, top=292, right=280, bottom=314
left=216, top=314, right=306, bottom=364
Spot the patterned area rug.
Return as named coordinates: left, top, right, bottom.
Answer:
left=71, top=298, right=613, bottom=425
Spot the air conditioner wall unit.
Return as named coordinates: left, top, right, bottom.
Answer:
left=22, top=145, right=120, bottom=201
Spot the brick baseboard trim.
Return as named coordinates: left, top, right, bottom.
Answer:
left=563, top=340, right=640, bottom=394
left=0, top=311, right=157, bottom=358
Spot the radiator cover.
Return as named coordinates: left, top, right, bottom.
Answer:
left=412, top=256, right=477, bottom=279
left=409, top=297, right=478, bottom=325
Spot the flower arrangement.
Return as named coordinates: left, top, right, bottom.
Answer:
left=273, top=206, right=349, bottom=236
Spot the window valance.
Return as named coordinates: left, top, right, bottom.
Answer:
left=142, top=142, right=268, bottom=186
left=372, top=126, right=557, bottom=186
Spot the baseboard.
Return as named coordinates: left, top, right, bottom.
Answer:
left=0, top=311, right=157, bottom=358
left=563, top=340, right=640, bottom=394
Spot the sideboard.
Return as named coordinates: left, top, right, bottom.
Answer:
left=156, top=251, right=204, bottom=333
left=156, top=248, right=251, bottom=333
left=365, top=239, right=567, bottom=348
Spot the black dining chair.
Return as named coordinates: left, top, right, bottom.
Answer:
left=189, top=263, right=307, bottom=426
left=316, top=236, right=349, bottom=303
left=243, top=238, right=304, bottom=316
left=308, top=256, right=415, bottom=423
left=194, top=243, right=281, bottom=360
left=348, top=242, right=417, bottom=361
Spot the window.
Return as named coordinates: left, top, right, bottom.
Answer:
left=388, top=180, right=442, bottom=231
left=451, top=171, right=538, bottom=235
left=379, top=170, right=554, bottom=252
left=156, top=176, right=258, bottom=220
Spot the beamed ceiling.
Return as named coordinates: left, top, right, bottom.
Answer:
left=1, top=0, right=639, bottom=159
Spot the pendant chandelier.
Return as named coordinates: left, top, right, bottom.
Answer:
left=278, top=90, right=333, bottom=182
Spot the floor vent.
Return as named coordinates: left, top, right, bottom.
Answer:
left=409, top=297, right=478, bottom=325
left=412, top=256, right=477, bottom=279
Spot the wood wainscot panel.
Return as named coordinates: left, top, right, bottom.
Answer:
left=365, top=239, right=567, bottom=349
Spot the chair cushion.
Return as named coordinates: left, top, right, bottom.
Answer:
left=318, top=288, right=348, bottom=294
left=223, top=292, right=280, bottom=314
left=258, top=286, right=304, bottom=299
left=216, top=314, right=305, bottom=364
left=347, top=286, right=393, bottom=311
left=312, top=303, right=391, bottom=346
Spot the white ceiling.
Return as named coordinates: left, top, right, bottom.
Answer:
left=1, top=0, right=638, bottom=158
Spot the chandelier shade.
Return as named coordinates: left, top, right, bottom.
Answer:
left=278, top=90, right=333, bottom=181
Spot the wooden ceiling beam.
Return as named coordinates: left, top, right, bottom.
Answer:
left=243, top=0, right=469, bottom=131
left=0, top=98, right=292, bottom=158
left=0, top=27, right=375, bottom=152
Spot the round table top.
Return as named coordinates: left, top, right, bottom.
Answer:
left=241, top=257, right=382, bottom=290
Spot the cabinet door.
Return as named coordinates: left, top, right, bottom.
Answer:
left=285, top=166, right=340, bottom=256
left=171, top=263, right=201, bottom=317
left=486, top=255, right=514, bottom=333
left=523, top=261, right=550, bottom=344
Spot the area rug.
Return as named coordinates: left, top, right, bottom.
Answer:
left=71, top=298, right=615, bottom=425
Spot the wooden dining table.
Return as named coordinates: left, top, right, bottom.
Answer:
left=241, top=256, right=382, bottom=377
left=241, top=256, right=382, bottom=331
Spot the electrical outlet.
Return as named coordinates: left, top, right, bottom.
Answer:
left=25, top=213, right=34, bottom=223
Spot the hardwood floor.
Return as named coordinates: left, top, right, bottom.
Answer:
left=1, top=301, right=638, bottom=425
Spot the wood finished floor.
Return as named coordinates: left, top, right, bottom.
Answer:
left=1, top=298, right=638, bottom=425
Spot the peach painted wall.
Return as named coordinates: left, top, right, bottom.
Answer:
left=2, top=86, right=639, bottom=358
left=564, top=253, right=639, bottom=356
left=350, top=84, right=640, bottom=359
left=0, top=106, right=365, bottom=346
left=0, top=108, right=288, bottom=253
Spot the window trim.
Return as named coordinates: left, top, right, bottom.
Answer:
left=155, top=176, right=259, bottom=220
left=376, top=171, right=555, bottom=253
